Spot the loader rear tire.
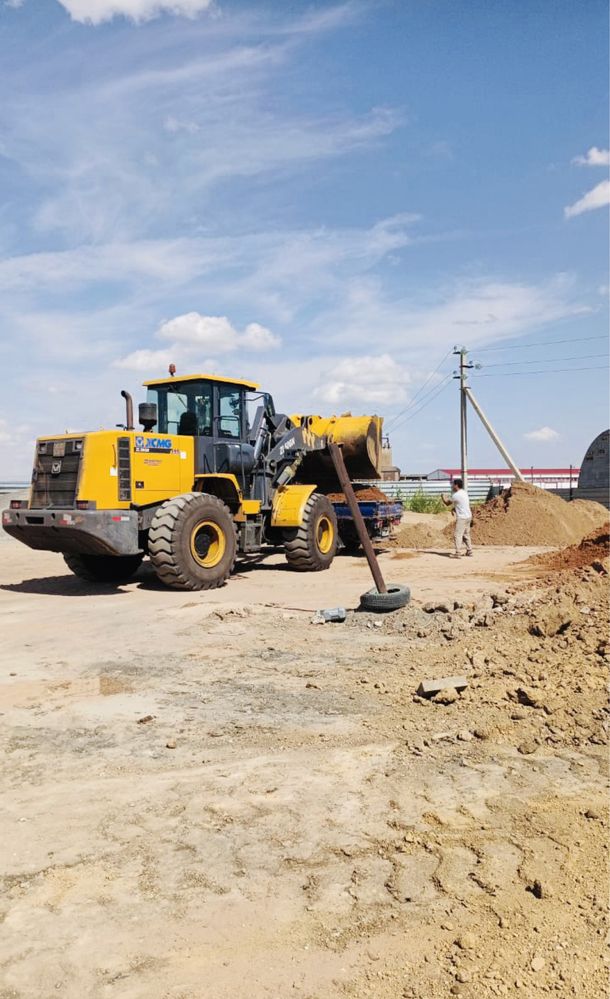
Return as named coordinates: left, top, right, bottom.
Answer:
left=283, top=492, right=338, bottom=572
left=148, top=492, right=236, bottom=591
left=63, top=552, right=143, bottom=584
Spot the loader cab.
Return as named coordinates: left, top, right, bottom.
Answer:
left=143, top=373, right=260, bottom=486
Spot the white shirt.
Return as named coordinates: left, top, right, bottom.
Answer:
left=451, top=488, right=472, bottom=520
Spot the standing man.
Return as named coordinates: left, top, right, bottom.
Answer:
left=441, top=478, right=473, bottom=557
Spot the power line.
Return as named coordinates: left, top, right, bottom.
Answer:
left=473, top=364, right=610, bottom=377
left=475, top=334, right=607, bottom=353
left=385, top=374, right=451, bottom=431
left=483, top=351, right=609, bottom=367
left=390, top=375, right=452, bottom=430
left=385, top=348, right=453, bottom=430
left=395, top=376, right=452, bottom=426
left=389, top=371, right=453, bottom=425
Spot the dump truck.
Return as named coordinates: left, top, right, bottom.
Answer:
left=2, top=371, right=403, bottom=593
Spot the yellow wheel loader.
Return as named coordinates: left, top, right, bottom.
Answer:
left=2, top=371, right=398, bottom=591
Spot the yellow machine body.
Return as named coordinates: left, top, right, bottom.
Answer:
left=271, top=484, right=317, bottom=528
left=28, top=430, right=196, bottom=510
left=29, top=430, right=304, bottom=523
left=193, top=473, right=262, bottom=521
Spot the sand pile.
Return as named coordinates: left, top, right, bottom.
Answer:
left=392, top=520, right=448, bottom=548
left=392, top=482, right=608, bottom=549
left=470, top=481, right=607, bottom=546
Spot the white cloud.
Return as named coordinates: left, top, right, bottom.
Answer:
left=565, top=180, right=610, bottom=219
left=524, top=426, right=560, bottom=442
left=0, top=240, right=217, bottom=292
left=0, top=4, right=402, bottom=247
left=318, top=274, right=590, bottom=351
left=240, top=322, right=281, bottom=352
left=573, top=147, right=610, bottom=167
left=314, top=354, right=411, bottom=406
left=158, top=313, right=238, bottom=352
left=116, top=312, right=281, bottom=369
left=55, top=0, right=215, bottom=25
left=164, top=115, right=200, bottom=135
left=114, top=347, right=174, bottom=371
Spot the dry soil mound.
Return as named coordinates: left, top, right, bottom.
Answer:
left=468, top=481, right=608, bottom=546
left=392, top=482, right=608, bottom=549
left=392, top=515, right=449, bottom=549
left=528, top=523, right=610, bottom=572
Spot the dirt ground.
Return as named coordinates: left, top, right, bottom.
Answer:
left=0, top=530, right=607, bottom=999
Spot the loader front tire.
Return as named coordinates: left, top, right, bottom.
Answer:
left=148, top=492, right=236, bottom=591
left=283, top=492, right=338, bottom=572
left=63, top=552, right=143, bottom=584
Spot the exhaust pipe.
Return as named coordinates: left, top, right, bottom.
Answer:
left=121, top=390, right=134, bottom=430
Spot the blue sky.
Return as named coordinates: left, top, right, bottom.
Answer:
left=0, top=0, right=608, bottom=478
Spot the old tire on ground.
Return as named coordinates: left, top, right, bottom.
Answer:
left=148, top=491, right=236, bottom=591
left=63, top=552, right=143, bottom=583
left=359, top=583, right=410, bottom=613
left=283, top=492, right=338, bottom=571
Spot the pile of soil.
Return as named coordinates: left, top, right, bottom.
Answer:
left=528, top=523, right=610, bottom=572
left=393, top=482, right=608, bottom=549
left=392, top=520, right=448, bottom=548
left=326, top=484, right=390, bottom=503
left=470, top=481, right=608, bottom=546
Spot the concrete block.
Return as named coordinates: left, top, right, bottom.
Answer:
left=417, top=675, right=468, bottom=698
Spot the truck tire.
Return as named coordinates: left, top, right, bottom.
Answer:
left=359, top=583, right=411, bottom=613
left=63, top=552, right=143, bottom=584
left=148, top=492, right=236, bottom=591
left=339, top=523, right=362, bottom=553
left=283, top=492, right=338, bottom=572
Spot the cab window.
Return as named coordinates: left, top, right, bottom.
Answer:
left=147, top=381, right=213, bottom=437
left=166, top=391, right=188, bottom=435
left=218, top=386, right=242, bottom=438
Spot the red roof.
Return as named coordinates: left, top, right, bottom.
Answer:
left=438, top=468, right=579, bottom=475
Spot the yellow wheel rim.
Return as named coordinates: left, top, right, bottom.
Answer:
left=190, top=520, right=226, bottom=569
left=316, top=515, right=334, bottom=555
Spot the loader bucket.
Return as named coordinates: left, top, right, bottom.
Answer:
left=295, top=414, right=383, bottom=482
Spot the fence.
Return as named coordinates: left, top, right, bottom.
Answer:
left=370, top=480, right=492, bottom=503
left=369, top=479, right=601, bottom=504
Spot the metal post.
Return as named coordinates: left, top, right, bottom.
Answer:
left=464, top=388, right=525, bottom=482
left=454, top=347, right=472, bottom=492
left=460, top=351, right=468, bottom=492
left=328, top=442, right=387, bottom=594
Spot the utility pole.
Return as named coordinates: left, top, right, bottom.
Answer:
left=453, top=347, right=474, bottom=492
left=453, top=346, right=525, bottom=487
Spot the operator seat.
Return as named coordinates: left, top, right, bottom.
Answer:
left=178, top=411, right=198, bottom=436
